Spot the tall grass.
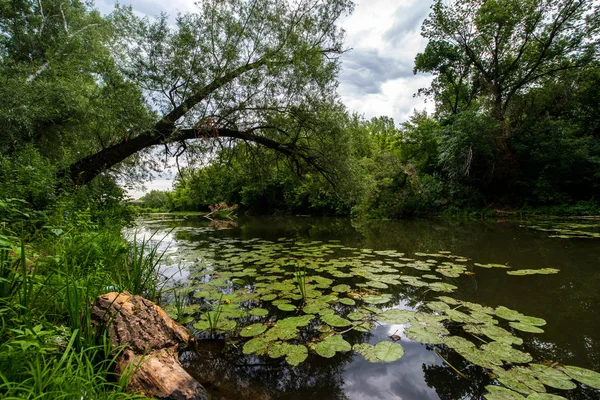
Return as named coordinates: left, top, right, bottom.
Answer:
left=116, top=231, right=170, bottom=302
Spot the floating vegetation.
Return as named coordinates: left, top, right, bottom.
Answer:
left=522, top=219, right=600, bottom=239
left=163, top=236, right=599, bottom=399
left=507, top=268, right=560, bottom=276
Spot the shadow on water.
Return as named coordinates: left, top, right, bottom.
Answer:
left=140, top=215, right=600, bottom=400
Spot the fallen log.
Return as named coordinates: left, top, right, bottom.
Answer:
left=92, top=292, right=208, bottom=400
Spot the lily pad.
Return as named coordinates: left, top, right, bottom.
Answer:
left=285, top=344, right=308, bottom=366
left=561, top=365, right=600, bottom=389
left=377, top=309, right=413, bottom=324
left=314, top=335, right=351, bottom=358
left=240, top=323, right=268, bottom=337
left=484, top=385, right=526, bottom=400
left=481, top=342, right=533, bottom=364
left=321, top=314, right=352, bottom=327
left=249, top=308, right=269, bottom=317
left=507, top=268, right=560, bottom=276
left=509, top=322, right=544, bottom=333
left=243, top=337, right=269, bottom=355
left=528, top=364, right=576, bottom=390
left=277, top=303, right=297, bottom=312
left=373, top=341, right=404, bottom=362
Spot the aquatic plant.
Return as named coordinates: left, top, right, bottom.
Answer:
left=168, top=236, right=600, bottom=399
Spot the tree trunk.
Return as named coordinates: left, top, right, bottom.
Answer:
left=91, top=292, right=209, bottom=400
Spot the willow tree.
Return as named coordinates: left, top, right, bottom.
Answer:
left=67, top=0, right=354, bottom=185
left=0, top=0, right=353, bottom=186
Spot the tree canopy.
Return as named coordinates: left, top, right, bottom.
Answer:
left=1, top=0, right=354, bottom=186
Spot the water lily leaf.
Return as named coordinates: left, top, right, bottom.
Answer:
left=475, top=263, right=511, bottom=269
left=373, top=341, right=404, bottom=362
left=495, top=306, right=523, bottom=321
left=405, top=325, right=444, bottom=344
left=446, top=309, right=477, bottom=324
left=481, top=342, right=533, bottom=364
left=527, top=364, right=576, bottom=390
left=261, top=294, right=277, bottom=301
left=347, top=311, right=368, bottom=321
left=332, top=284, right=351, bottom=293
left=278, top=315, right=314, bottom=328
left=240, top=323, right=268, bottom=337
left=277, top=304, right=297, bottom=312
left=314, top=335, right=351, bottom=358
left=443, top=336, right=476, bottom=351
left=517, top=316, right=546, bottom=326
left=367, top=281, right=389, bottom=289
left=437, top=296, right=461, bottom=305
left=561, top=365, right=600, bottom=389
left=285, top=344, right=308, bottom=366
left=268, top=342, right=291, bottom=358
left=377, top=309, right=413, bottom=324
left=484, top=386, right=525, bottom=400
left=302, top=302, right=326, bottom=314
left=339, top=297, right=356, bottom=306
left=231, top=278, right=245, bottom=285
left=193, top=318, right=237, bottom=332
left=495, top=367, right=546, bottom=394
left=526, top=394, right=567, bottom=399
left=249, top=308, right=269, bottom=317
left=507, top=268, right=560, bottom=276
left=465, top=324, right=523, bottom=346
left=265, top=325, right=298, bottom=341
left=363, top=294, right=392, bottom=304
left=509, top=322, right=544, bottom=333
left=427, top=282, right=458, bottom=293
left=321, top=314, right=352, bottom=327
left=242, top=337, right=269, bottom=355
left=353, top=343, right=378, bottom=362
left=427, top=301, right=451, bottom=313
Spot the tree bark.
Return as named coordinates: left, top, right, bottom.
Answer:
left=91, top=292, right=208, bottom=400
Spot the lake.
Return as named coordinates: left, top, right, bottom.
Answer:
left=134, top=215, right=600, bottom=400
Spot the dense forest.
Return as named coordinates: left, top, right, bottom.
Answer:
left=1, top=0, right=599, bottom=398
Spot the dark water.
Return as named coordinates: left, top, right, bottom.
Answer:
left=140, top=215, right=600, bottom=400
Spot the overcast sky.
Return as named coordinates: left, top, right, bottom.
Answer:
left=95, top=0, right=435, bottom=196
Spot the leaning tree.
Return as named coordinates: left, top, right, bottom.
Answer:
left=1, top=0, right=354, bottom=186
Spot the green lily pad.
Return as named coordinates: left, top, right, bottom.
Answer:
left=278, top=303, right=297, bottom=312
left=484, top=385, right=525, bottom=400
left=509, top=322, right=544, bottom=333
left=249, top=308, right=269, bottom=317
left=528, top=364, right=576, bottom=390
left=561, top=365, right=600, bottom=389
left=339, top=297, right=356, bottom=306
left=362, top=294, right=392, bottom=304
left=507, top=268, right=560, bottom=276
left=526, top=394, right=567, bottom=399
left=517, top=315, right=546, bottom=326
left=495, top=306, right=523, bottom=321
left=314, top=335, right=351, bottom=358
left=240, top=323, right=268, bottom=337
left=377, top=309, right=413, bottom=324
left=481, top=342, right=533, bottom=364
left=321, top=314, right=352, bottom=327
left=426, top=301, right=451, bottom=313
left=405, top=325, right=445, bottom=344
left=285, top=344, right=308, bottom=366
left=261, top=294, right=277, bottom=301
left=373, top=341, right=405, bottom=362
left=243, top=337, right=269, bottom=355
left=332, top=284, right=351, bottom=293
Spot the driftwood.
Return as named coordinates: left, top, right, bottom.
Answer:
left=92, top=292, right=208, bottom=400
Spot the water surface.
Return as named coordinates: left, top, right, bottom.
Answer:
left=139, top=215, right=600, bottom=400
